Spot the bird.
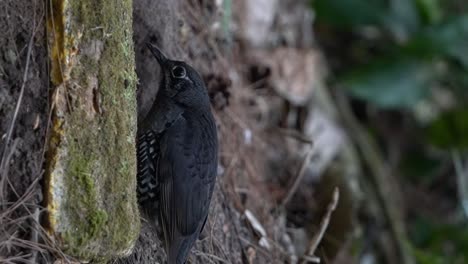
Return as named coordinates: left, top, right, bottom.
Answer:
left=136, top=43, right=218, bottom=264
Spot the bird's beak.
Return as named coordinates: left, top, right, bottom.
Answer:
left=146, top=43, right=168, bottom=66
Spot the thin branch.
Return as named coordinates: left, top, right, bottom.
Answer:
left=220, top=184, right=249, bottom=264
left=452, top=150, right=468, bottom=218
left=335, top=91, right=414, bottom=264
left=301, top=187, right=339, bottom=264
left=0, top=23, right=36, bottom=204
left=277, top=128, right=314, bottom=145
left=281, top=146, right=314, bottom=207
left=193, top=250, right=230, bottom=264
left=29, top=208, right=40, bottom=263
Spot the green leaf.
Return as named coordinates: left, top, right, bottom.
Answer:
left=406, top=15, right=468, bottom=67
left=426, top=109, right=468, bottom=149
left=313, top=0, right=387, bottom=27
left=412, top=246, right=445, bottom=264
left=400, top=149, right=441, bottom=184
left=313, top=0, right=422, bottom=40
left=415, top=0, right=443, bottom=24
left=341, top=58, right=435, bottom=108
left=409, top=217, right=468, bottom=262
left=385, top=0, right=422, bottom=40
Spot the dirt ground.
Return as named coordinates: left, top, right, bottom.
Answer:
left=0, top=0, right=50, bottom=261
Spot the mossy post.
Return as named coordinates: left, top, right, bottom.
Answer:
left=45, top=0, right=140, bottom=261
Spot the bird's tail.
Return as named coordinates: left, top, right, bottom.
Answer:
left=167, top=233, right=198, bottom=264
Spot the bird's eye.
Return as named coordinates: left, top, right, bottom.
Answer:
left=171, top=66, right=186, bottom=78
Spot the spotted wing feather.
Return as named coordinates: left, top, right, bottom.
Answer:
left=137, top=130, right=160, bottom=212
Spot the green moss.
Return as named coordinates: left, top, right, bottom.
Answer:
left=49, top=0, right=140, bottom=261
left=61, top=139, right=113, bottom=260
left=89, top=210, right=108, bottom=236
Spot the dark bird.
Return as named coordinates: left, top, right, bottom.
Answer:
left=137, top=43, right=218, bottom=264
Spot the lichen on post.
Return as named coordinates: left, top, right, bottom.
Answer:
left=45, top=0, right=140, bottom=261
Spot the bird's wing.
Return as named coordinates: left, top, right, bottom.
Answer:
left=140, top=93, right=184, bottom=134
left=136, top=130, right=160, bottom=212
left=158, top=115, right=217, bottom=255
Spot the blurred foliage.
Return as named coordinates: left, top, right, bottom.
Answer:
left=342, top=57, right=435, bottom=108
left=426, top=109, right=468, bottom=149
left=312, top=0, right=468, bottom=262
left=400, top=149, right=442, bottom=184
left=312, top=0, right=468, bottom=149
left=415, top=0, right=442, bottom=24
left=314, top=0, right=421, bottom=39
left=313, top=0, right=467, bottom=109
left=410, top=217, right=468, bottom=264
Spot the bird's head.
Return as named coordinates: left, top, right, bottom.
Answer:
left=147, top=43, right=210, bottom=111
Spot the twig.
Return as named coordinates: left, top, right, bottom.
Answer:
left=0, top=176, right=40, bottom=218
left=238, top=236, right=274, bottom=260
left=0, top=140, right=19, bottom=203
left=335, top=91, right=414, bottom=264
left=302, top=255, right=320, bottom=263
left=29, top=208, right=40, bottom=263
left=0, top=15, right=36, bottom=205
left=277, top=128, right=314, bottom=145
left=281, top=146, right=314, bottom=207
left=211, top=235, right=232, bottom=263
left=452, top=150, right=468, bottom=217
left=301, top=187, right=339, bottom=264
left=220, top=184, right=249, bottom=264
left=193, top=250, right=230, bottom=264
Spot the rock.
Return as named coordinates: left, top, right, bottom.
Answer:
left=251, top=48, right=324, bottom=106
left=45, top=0, right=140, bottom=261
